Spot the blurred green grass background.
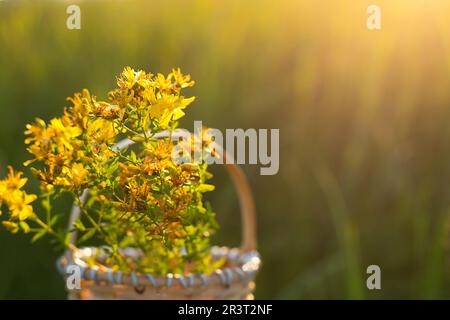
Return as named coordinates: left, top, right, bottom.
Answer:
left=2, top=0, right=450, bottom=299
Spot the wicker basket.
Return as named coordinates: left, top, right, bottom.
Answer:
left=56, top=131, right=260, bottom=300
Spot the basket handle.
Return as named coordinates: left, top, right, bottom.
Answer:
left=67, top=130, right=257, bottom=252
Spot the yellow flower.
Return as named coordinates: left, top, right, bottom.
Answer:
left=0, top=181, right=6, bottom=200
left=47, top=117, right=82, bottom=151
left=56, top=163, right=89, bottom=190
left=0, top=167, right=37, bottom=222
left=169, top=68, right=195, bottom=90
left=154, top=73, right=173, bottom=93
left=24, top=118, right=48, bottom=145
left=109, top=67, right=196, bottom=129
left=3, top=166, right=28, bottom=190
left=93, top=103, right=124, bottom=120
left=148, top=93, right=195, bottom=128
left=24, top=115, right=82, bottom=167
left=117, top=67, right=152, bottom=91
left=87, top=118, right=118, bottom=145
left=8, top=190, right=37, bottom=221
left=2, top=221, right=19, bottom=233
left=70, top=163, right=89, bottom=188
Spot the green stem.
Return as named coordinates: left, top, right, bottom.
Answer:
left=32, top=215, right=77, bottom=251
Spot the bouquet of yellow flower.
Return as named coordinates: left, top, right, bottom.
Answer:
left=0, top=67, right=221, bottom=275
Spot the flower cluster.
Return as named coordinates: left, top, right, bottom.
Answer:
left=109, top=67, right=195, bottom=130
left=0, top=67, right=220, bottom=275
left=0, top=167, right=37, bottom=233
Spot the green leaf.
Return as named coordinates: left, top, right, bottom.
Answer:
left=50, top=215, right=60, bottom=227
left=19, top=221, right=30, bottom=233
left=78, top=228, right=96, bottom=244
left=31, top=229, right=47, bottom=243
left=74, top=219, right=86, bottom=232
left=130, top=135, right=145, bottom=142
left=64, top=232, right=72, bottom=247
left=130, top=150, right=138, bottom=163
left=41, top=197, right=51, bottom=213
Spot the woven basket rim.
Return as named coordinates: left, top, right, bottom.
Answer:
left=57, top=246, right=260, bottom=290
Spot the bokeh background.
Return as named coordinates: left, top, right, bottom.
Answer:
left=1, top=0, right=450, bottom=299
